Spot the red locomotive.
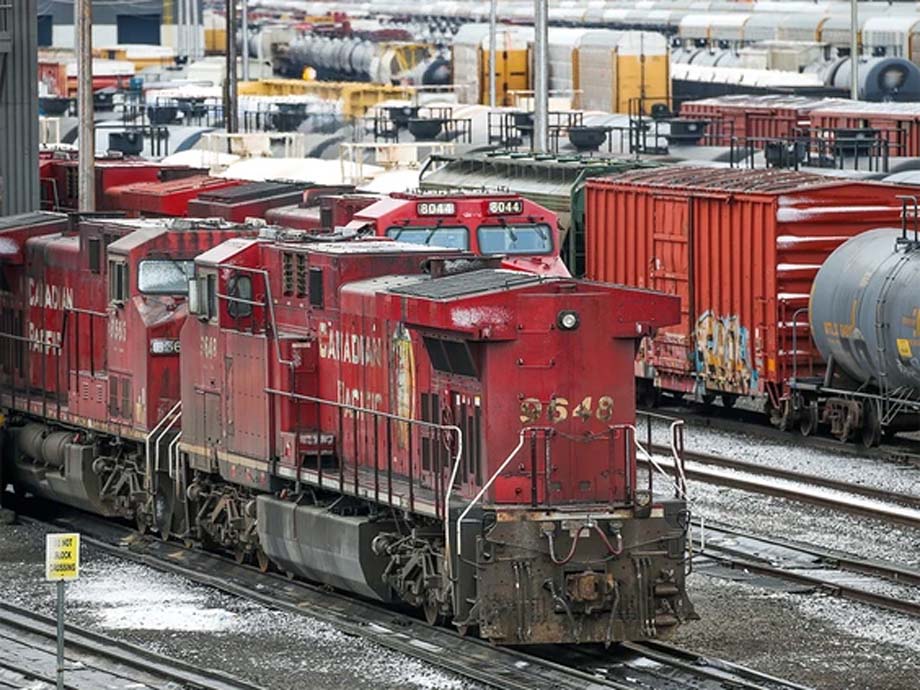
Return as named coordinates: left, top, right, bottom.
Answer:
left=0, top=211, right=259, bottom=517
left=0, top=197, right=694, bottom=646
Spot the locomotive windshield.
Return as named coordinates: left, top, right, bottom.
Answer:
left=477, top=224, right=553, bottom=255
left=138, top=259, right=196, bottom=295
left=385, top=225, right=469, bottom=250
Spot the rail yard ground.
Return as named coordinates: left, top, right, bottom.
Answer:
left=4, top=482, right=919, bottom=690
left=0, top=519, right=472, bottom=690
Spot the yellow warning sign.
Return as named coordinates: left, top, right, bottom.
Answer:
left=897, top=338, right=913, bottom=359
left=45, top=533, right=80, bottom=581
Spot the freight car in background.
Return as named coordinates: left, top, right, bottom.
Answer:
left=420, top=153, right=664, bottom=276
left=583, top=167, right=919, bottom=444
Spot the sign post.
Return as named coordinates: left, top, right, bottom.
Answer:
left=45, top=533, right=80, bottom=690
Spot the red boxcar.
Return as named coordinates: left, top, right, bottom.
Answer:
left=807, top=101, right=920, bottom=157
left=680, top=95, right=850, bottom=147
left=585, top=167, right=914, bottom=408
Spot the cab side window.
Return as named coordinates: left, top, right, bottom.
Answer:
left=108, top=259, right=129, bottom=304
left=227, top=274, right=253, bottom=319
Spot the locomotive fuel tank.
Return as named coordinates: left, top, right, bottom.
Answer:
left=810, top=227, right=920, bottom=391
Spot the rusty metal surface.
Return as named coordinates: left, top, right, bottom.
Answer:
left=591, top=166, right=836, bottom=193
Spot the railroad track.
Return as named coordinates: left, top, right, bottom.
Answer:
left=644, top=444, right=920, bottom=529
left=564, top=640, right=814, bottom=690
left=6, top=499, right=815, bottom=690
left=0, top=599, right=259, bottom=690
left=647, top=403, right=920, bottom=469
left=695, top=521, right=920, bottom=620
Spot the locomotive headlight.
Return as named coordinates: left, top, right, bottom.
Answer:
left=150, top=338, right=181, bottom=355
left=557, top=310, right=580, bottom=331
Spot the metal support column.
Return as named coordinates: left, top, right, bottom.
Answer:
left=241, top=0, right=250, bottom=81
left=488, top=0, right=497, bottom=108
left=850, top=0, right=859, bottom=100
left=178, top=0, right=186, bottom=60
left=533, top=0, right=548, bottom=152
left=55, top=580, right=64, bottom=690
left=225, top=0, right=239, bottom=132
left=76, top=0, right=95, bottom=211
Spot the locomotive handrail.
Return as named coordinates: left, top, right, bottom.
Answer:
left=144, top=401, right=181, bottom=493
left=454, top=428, right=550, bottom=560
left=264, top=385, right=466, bottom=580
left=636, top=412, right=688, bottom=499
left=214, top=265, right=295, bottom=373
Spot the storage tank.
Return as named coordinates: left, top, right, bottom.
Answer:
left=821, top=56, right=920, bottom=102
left=810, top=227, right=920, bottom=391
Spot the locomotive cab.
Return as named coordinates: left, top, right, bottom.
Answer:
left=343, top=192, right=571, bottom=278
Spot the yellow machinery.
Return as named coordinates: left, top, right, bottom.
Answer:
left=238, top=79, right=413, bottom=118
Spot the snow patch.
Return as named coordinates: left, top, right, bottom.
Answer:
left=451, top=306, right=511, bottom=329
left=777, top=205, right=897, bottom=223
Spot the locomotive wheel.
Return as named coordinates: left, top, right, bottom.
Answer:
left=799, top=403, right=818, bottom=437
left=775, top=400, right=792, bottom=432
left=423, top=597, right=443, bottom=627
left=861, top=403, right=882, bottom=449
left=455, top=622, right=476, bottom=637
left=721, top=394, right=738, bottom=410
left=135, top=512, right=149, bottom=535
left=836, top=419, right=853, bottom=443
left=234, top=546, right=247, bottom=565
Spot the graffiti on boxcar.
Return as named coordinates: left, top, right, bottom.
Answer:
left=694, top=311, right=756, bottom=393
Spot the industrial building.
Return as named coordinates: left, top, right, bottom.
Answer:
left=36, top=0, right=200, bottom=48
left=0, top=0, right=38, bottom=214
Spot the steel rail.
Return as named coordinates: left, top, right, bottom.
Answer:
left=0, top=601, right=260, bottom=690
left=14, top=512, right=627, bottom=690
left=643, top=452, right=920, bottom=529
left=13, top=505, right=811, bottom=690
left=648, top=442, right=920, bottom=511
left=695, top=521, right=920, bottom=619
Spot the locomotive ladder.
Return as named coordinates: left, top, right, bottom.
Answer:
left=873, top=248, right=914, bottom=427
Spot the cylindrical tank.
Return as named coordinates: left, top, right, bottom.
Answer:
left=810, top=227, right=920, bottom=391
left=822, top=57, right=920, bottom=102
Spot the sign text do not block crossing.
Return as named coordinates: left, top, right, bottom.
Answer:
left=45, top=533, right=80, bottom=581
